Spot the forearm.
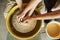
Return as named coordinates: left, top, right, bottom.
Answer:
left=16, top=0, right=22, bottom=11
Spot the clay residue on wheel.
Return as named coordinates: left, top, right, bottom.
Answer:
left=11, top=9, right=37, bottom=33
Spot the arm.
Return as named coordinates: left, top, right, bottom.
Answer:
left=16, top=0, right=22, bottom=11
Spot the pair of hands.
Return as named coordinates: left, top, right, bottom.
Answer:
left=16, top=0, right=42, bottom=23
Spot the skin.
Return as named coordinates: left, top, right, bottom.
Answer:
left=16, top=0, right=22, bottom=11
left=16, top=0, right=42, bottom=22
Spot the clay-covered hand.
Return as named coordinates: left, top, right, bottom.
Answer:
left=16, top=0, right=42, bottom=22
